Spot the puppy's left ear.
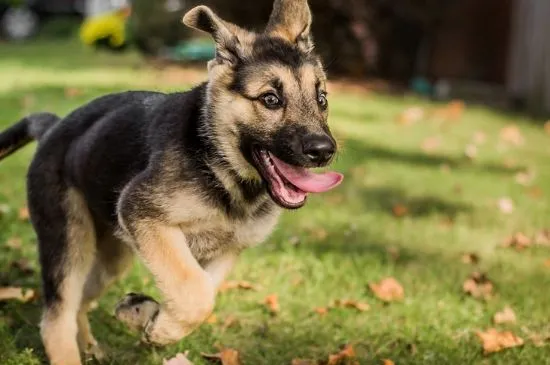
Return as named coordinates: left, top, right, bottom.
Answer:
left=183, top=6, right=251, bottom=65
left=266, top=0, right=314, bottom=53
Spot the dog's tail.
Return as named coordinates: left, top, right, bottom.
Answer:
left=0, top=112, right=60, bottom=162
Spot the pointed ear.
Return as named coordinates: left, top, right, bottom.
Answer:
left=266, top=0, right=313, bottom=52
left=183, top=6, right=250, bottom=65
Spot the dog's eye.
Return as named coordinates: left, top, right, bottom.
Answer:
left=261, top=93, right=282, bottom=109
left=318, top=92, right=328, bottom=110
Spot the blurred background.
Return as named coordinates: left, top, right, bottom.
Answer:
left=1, top=0, right=549, bottom=115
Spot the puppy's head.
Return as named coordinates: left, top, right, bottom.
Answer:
left=184, top=0, right=342, bottom=209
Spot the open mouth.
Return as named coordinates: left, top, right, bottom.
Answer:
left=252, top=148, right=343, bottom=209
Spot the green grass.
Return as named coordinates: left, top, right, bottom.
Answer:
left=1, top=39, right=550, bottom=365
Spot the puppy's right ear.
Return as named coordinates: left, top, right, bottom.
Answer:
left=183, top=6, right=249, bottom=65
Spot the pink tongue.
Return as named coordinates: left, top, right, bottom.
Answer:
left=270, top=154, right=343, bottom=193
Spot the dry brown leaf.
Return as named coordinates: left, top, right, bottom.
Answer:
left=309, top=228, right=328, bottom=241
left=421, top=136, right=441, bottom=153
left=544, top=259, right=550, bottom=268
left=206, top=314, right=218, bottom=324
left=0, top=287, right=36, bottom=302
left=327, top=344, right=355, bottom=365
left=263, top=294, right=280, bottom=315
left=221, top=315, right=238, bottom=330
left=331, top=299, right=370, bottom=312
left=497, top=198, right=514, bottom=214
left=164, top=352, right=194, bottom=365
left=544, top=121, right=550, bottom=136
left=64, top=87, right=83, bottom=99
left=527, top=186, right=544, bottom=199
left=291, top=359, right=318, bottom=365
left=314, top=307, right=329, bottom=316
left=369, top=277, right=404, bottom=302
left=6, top=237, right=22, bottom=249
left=476, top=329, right=524, bottom=354
left=529, top=333, right=550, bottom=347
left=493, top=307, right=517, bottom=324
left=461, top=253, right=480, bottom=265
left=202, top=349, right=241, bottom=365
left=396, top=107, right=424, bottom=125
left=463, top=272, right=493, bottom=300
left=392, top=204, right=408, bottom=218
left=10, top=259, right=35, bottom=276
left=502, top=232, right=532, bottom=250
left=473, top=131, right=486, bottom=145
left=382, top=360, right=395, bottom=365
left=499, top=125, right=524, bottom=146
left=18, top=206, right=30, bottom=221
left=219, top=281, right=259, bottom=293
left=515, top=170, right=535, bottom=186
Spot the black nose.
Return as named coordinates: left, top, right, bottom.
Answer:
left=302, top=134, right=336, bottom=165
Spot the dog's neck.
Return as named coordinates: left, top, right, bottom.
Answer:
left=192, top=83, right=271, bottom=218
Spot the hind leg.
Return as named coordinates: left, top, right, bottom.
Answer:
left=32, top=188, right=97, bottom=365
left=77, top=234, right=134, bottom=360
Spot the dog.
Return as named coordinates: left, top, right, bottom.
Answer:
left=0, top=1, right=343, bottom=364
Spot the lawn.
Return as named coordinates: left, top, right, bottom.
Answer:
left=1, top=39, right=550, bottom=365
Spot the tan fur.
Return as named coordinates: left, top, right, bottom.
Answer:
left=41, top=188, right=96, bottom=365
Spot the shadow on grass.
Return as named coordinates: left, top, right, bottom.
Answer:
left=339, top=138, right=525, bottom=176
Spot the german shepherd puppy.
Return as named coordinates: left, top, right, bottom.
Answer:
left=0, top=0, right=343, bottom=364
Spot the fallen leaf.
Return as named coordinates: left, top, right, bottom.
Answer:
left=6, top=237, right=22, bottom=249
left=392, top=204, right=408, bottom=218
left=440, top=163, right=451, bottom=173
left=314, top=307, right=329, bottom=316
left=164, top=352, right=194, bottom=365
left=10, top=259, right=34, bottom=276
left=369, top=277, right=404, bottom=302
left=291, top=359, right=317, bottom=365
left=476, top=329, right=524, bottom=354
left=18, top=206, right=30, bottom=220
left=473, top=131, right=486, bottom=145
left=515, top=170, right=535, bottom=186
left=421, top=136, right=441, bottom=153
left=461, top=253, right=480, bottom=265
left=396, top=107, right=424, bottom=125
left=202, top=349, right=241, bottom=365
left=309, top=227, right=328, bottom=241
left=263, top=294, right=280, bottom=315
left=327, top=344, right=355, bottom=365
left=331, top=299, right=370, bottom=312
left=463, top=272, right=493, bottom=300
left=386, top=246, right=400, bottom=261
left=529, top=333, right=550, bottom=347
left=544, top=121, right=550, bottom=136
left=64, top=87, right=83, bottom=99
left=499, top=125, right=524, bottom=146
left=493, top=307, right=517, bottom=324
left=382, top=360, right=395, bottom=365
left=497, top=198, right=514, bottom=214
left=206, top=314, right=218, bottom=324
left=219, top=281, right=259, bottom=293
left=464, top=144, right=478, bottom=160
left=527, top=186, right=544, bottom=199
left=502, top=232, right=531, bottom=250
left=0, top=287, right=36, bottom=302
left=21, top=94, right=35, bottom=110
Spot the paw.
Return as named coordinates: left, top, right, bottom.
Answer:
left=115, top=293, right=160, bottom=333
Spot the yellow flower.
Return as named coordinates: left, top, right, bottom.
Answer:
left=79, top=11, right=127, bottom=48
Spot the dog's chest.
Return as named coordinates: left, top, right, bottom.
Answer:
left=182, top=209, right=281, bottom=262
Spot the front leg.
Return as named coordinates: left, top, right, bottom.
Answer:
left=115, top=221, right=216, bottom=345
